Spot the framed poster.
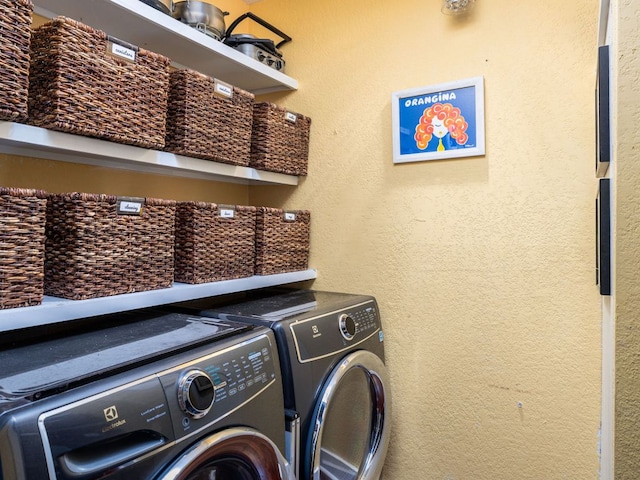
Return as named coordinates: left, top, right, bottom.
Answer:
left=596, top=178, right=611, bottom=295
left=392, top=76, right=485, bottom=164
left=596, top=45, right=611, bottom=177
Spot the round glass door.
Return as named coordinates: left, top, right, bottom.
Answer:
left=158, top=427, right=292, bottom=480
left=308, top=350, right=391, bottom=480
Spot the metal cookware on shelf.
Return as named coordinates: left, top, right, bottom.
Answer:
left=223, top=12, right=291, bottom=72
left=171, top=0, right=229, bottom=40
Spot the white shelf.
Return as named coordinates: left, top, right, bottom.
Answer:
left=0, top=269, right=317, bottom=332
left=0, top=122, right=299, bottom=186
left=0, top=1, right=311, bottom=335
left=33, top=0, right=298, bottom=94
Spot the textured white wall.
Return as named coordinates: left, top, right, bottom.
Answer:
left=249, top=0, right=602, bottom=478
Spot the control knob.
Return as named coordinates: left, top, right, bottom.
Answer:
left=339, top=313, right=357, bottom=341
left=178, top=369, right=215, bottom=419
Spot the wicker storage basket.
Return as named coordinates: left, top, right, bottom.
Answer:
left=165, top=70, right=254, bottom=166
left=28, top=17, right=170, bottom=149
left=44, top=193, right=176, bottom=300
left=254, top=207, right=310, bottom=275
left=250, top=103, right=311, bottom=176
left=0, top=0, right=33, bottom=122
left=174, top=202, right=257, bottom=284
left=0, top=187, right=47, bottom=309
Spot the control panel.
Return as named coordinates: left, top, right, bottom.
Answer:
left=290, top=301, right=381, bottom=363
left=234, top=44, right=285, bottom=72
left=158, top=333, right=277, bottom=441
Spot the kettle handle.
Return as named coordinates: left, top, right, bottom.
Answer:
left=224, top=12, right=292, bottom=49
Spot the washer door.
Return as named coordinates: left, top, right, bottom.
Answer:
left=307, top=350, right=391, bottom=480
left=157, top=427, right=293, bottom=480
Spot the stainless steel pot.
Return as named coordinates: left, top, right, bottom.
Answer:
left=172, top=0, right=229, bottom=39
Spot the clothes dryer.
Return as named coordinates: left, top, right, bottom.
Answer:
left=182, top=289, right=392, bottom=480
left=0, top=309, right=293, bottom=480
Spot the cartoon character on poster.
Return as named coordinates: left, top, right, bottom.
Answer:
left=414, top=103, right=468, bottom=152
left=392, top=78, right=484, bottom=163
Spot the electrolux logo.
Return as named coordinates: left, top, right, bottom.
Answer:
left=312, top=325, right=321, bottom=338
left=102, top=405, right=127, bottom=433
left=104, top=405, right=118, bottom=422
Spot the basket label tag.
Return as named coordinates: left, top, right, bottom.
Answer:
left=285, top=112, right=297, bottom=123
left=116, top=197, right=145, bottom=216
left=219, top=205, right=236, bottom=218
left=214, top=79, right=233, bottom=99
left=108, top=41, right=137, bottom=63
left=284, top=211, right=297, bottom=221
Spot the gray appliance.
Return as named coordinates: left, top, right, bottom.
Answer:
left=0, top=309, right=293, bottom=479
left=179, top=289, right=392, bottom=480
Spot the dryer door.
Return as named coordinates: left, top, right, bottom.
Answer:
left=157, top=427, right=293, bottom=480
left=307, top=350, right=391, bottom=480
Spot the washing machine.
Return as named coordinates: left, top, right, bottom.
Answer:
left=0, top=308, right=293, bottom=480
left=178, top=288, right=392, bottom=480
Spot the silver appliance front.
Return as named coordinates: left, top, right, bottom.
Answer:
left=0, top=310, right=293, bottom=479
left=308, top=351, right=391, bottom=480
left=180, top=289, right=392, bottom=480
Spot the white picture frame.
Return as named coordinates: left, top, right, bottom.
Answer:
left=392, top=76, right=485, bottom=163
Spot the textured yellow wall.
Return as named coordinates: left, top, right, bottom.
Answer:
left=613, top=0, right=640, bottom=477
left=0, top=0, right=604, bottom=477
left=249, top=0, right=602, bottom=478
left=0, top=154, right=250, bottom=204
